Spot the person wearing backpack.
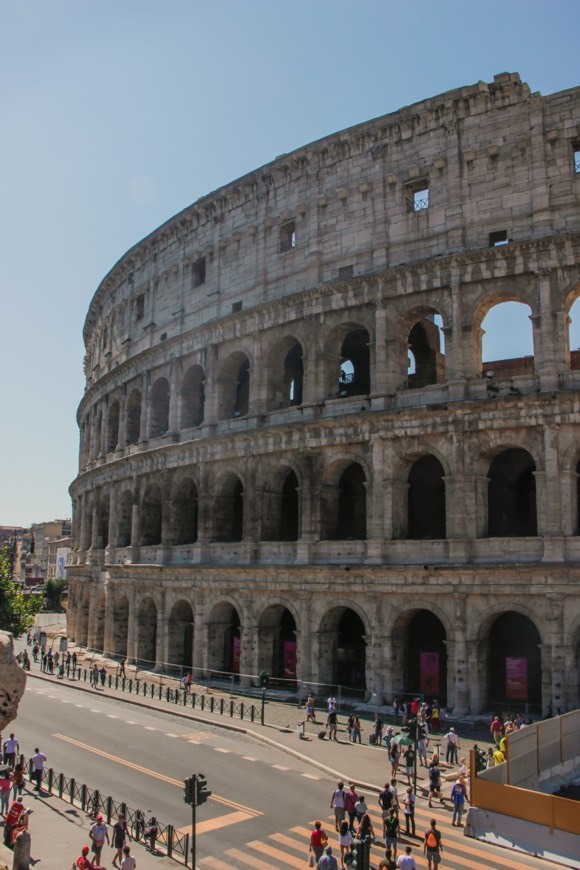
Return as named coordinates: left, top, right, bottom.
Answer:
left=423, top=820, right=443, bottom=868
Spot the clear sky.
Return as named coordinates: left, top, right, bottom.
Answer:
left=1, top=0, right=578, bottom=527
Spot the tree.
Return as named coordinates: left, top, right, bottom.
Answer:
left=44, top=577, right=66, bottom=611
left=0, top=548, right=43, bottom=637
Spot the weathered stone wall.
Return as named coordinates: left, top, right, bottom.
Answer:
left=68, top=74, right=580, bottom=714
left=0, top=632, right=26, bottom=730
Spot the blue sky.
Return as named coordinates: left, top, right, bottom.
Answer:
left=1, top=0, right=578, bottom=527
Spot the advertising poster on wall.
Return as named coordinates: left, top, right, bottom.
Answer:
left=420, top=651, right=440, bottom=695
left=506, top=656, right=528, bottom=700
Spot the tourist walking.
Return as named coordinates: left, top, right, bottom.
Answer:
left=384, top=807, right=399, bottom=861
left=396, top=846, right=416, bottom=869
left=423, top=819, right=443, bottom=869
left=330, top=782, right=346, bottom=831
left=89, top=813, right=110, bottom=864
left=318, top=846, right=338, bottom=870
left=30, top=747, right=46, bottom=791
left=3, top=734, right=19, bottom=769
left=111, top=813, right=131, bottom=867
left=344, top=783, right=358, bottom=832
left=403, top=786, right=416, bottom=836
left=338, top=820, right=353, bottom=869
left=450, top=779, right=469, bottom=827
left=444, top=727, right=460, bottom=764
left=309, top=820, right=328, bottom=867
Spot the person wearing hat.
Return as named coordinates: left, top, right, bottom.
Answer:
left=318, top=845, right=338, bottom=870
left=76, top=846, right=95, bottom=870
left=444, top=726, right=460, bottom=764
left=89, top=813, right=110, bottom=864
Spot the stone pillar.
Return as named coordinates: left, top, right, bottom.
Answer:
left=365, top=629, right=385, bottom=705
left=90, top=505, right=99, bottom=549
left=562, top=643, right=578, bottom=712
left=140, top=377, right=149, bottom=442
left=443, top=475, right=466, bottom=539
left=193, top=610, right=206, bottom=672
left=450, top=596, right=469, bottom=716
left=465, top=475, right=489, bottom=539
left=156, top=614, right=169, bottom=672
left=466, top=640, right=484, bottom=713
left=535, top=268, right=564, bottom=392
left=130, top=496, right=140, bottom=548
left=386, top=477, right=409, bottom=540
left=103, top=591, right=115, bottom=657
left=539, top=643, right=552, bottom=717
left=126, top=588, right=137, bottom=664
left=367, top=438, right=385, bottom=541
left=106, top=486, right=118, bottom=562
left=372, top=302, right=388, bottom=402
left=168, top=360, right=181, bottom=435
left=117, top=391, right=127, bottom=448
left=87, top=586, right=100, bottom=649
left=559, top=470, right=578, bottom=537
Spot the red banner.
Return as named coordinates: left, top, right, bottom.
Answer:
left=420, top=651, right=440, bottom=695
left=506, top=656, right=527, bottom=700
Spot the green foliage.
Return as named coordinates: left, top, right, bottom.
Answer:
left=44, top=577, right=66, bottom=610
left=0, top=548, right=43, bottom=637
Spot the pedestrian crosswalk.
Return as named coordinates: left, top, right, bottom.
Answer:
left=198, top=803, right=550, bottom=869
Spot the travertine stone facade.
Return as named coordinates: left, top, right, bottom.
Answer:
left=69, top=73, right=580, bottom=714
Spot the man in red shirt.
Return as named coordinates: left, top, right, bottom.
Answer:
left=490, top=716, right=503, bottom=745
left=76, top=846, right=95, bottom=870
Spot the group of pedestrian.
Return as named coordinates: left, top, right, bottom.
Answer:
left=317, top=779, right=445, bottom=869
left=392, top=697, right=446, bottom=733
left=75, top=811, right=136, bottom=870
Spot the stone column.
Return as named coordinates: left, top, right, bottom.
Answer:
left=539, top=643, right=552, bottom=717
left=466, top=640, right=484, bottom=714
left=103, top=591, right=115, bottom=657
left=156, top=613, right=169, bottom=672
left=534, top=268, right=564, bottom=393
left=464, top=475, right=489, bottom=539
left=193, top=610, right=206, bottom=673
left=443, top=475, right=466, bottom=539
left=130, top=496, right=140, bottom=548
left=385, top=477, right=409, bottom=540
left=560, top=470, right=579, bottom=537
left=168, top=360, right=181, bottom=435
left=450, top=596, right=469, bottom=715
left=371, top=302, right=388, bottom=403
left=87, top=586, right=100, bottom=649
left=140, top=377, right=149, bottom=442
left=90, top=504, right=99, bottom=549
left=126, top=588, right=138, bottom=664
left=562, top=643, right=579, bottom=712
left=117, top=390, right=127, bottom=448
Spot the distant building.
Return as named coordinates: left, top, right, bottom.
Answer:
left=28, top=520, right=71, bottom=583
left=47, top=537, right=71, bottom=581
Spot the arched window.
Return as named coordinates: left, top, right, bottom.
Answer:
left=181, top=366, right=205, bottom=428
left=150, top=378, right=170, bottom=437
left=218, top=353, right=251, bottom=420
left=173, top=479, right=199, bottom=545
left=568, top=297, right=580, bottom=370
left=262, top=470, right=299, bottom=541
left=407, top=314, right=445, bottom=388
left=321, top=462, right=367, bottom=540
left=337, top=330, right=370, bottom=397
left=126, top=389, right=142, bottom=445
left=116, top=491, right=133, bottom=548
left=140, top=483, right=163, bottom=546
left=213, top=476, right=244, bottom=542
left=481, top=301, right=534, bottom=379
left=488, top=448, right=536, bottom=536
left=408, top=455, right=446, bottom=539
left=106, top=400, right=120, bottom=453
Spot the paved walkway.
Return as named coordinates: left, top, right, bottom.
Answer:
left=1, top=626, right=505, bottom=870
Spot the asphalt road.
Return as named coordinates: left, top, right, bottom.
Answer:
left=10, top=676, right=555, bottom=869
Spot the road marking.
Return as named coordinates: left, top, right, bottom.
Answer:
left=164, top=733, right=178, bottom=737
left=214, top=748, right=230, bottom=753
left=107, top=714, right=118, bottom=719
left=242, top=756, right=257, bottom=762
left=272, top=765, right=290, bottom=771
left=144, top=726, right=157, bottom=731
left=61, top=700, right=70, bottom=704
left=48, top=695, right=57, bottom=699
left=126, top=721, right=137, bottom=725
left=220, top=847, right=276, bottom=870
left=301, top=773, right=320, bottom=780
left=176, top=810, right=254, bottom=836
left=188, top=740, right=202, bottom=745
left=90, top=709, right=100, bottom=713
left=51, top=733, right=262, bottom=817
left=247, top=840, right=304, bottom=868
left=75, top=704, right=85, bottom=708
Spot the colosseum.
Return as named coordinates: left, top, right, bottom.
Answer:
left=68, top=72, right=580, bottom=716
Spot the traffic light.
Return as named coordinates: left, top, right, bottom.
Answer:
left=183, top=776, right=194, bottom=805
left=350, top=835, right=371, bottom=870
left=196, top=774, right=212, bottom=806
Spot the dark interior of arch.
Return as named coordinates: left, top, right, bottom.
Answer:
left=141, top=485, right=163, bottom=546
left=214, top=479, right=244, bottom=542
left=335, top=608, right=366, bottom=692
left=268, top=608, right=297, bottom=680
left=407, top=317, right=445, bottom=388
left=408, top=455, right=446, bottom=539
left=137, top=599, right=157, bottom=666
left=126, top=390, right=142, bottom=445
left=150, top=379, right=170, bottom=437
left=488, top=448, right=537, bottom=537
left=98, top=499, right=109, bottom=548
left=116, top=492, right=132, bottom=547
left=223, top=608, right=241, bottom=673
left=173, top=480, right=199, bottom=545
left=487, top=612, right=541, bottom=709
left=284, top=343, right=304, bottom=406
left=168, top=601, right=194, bottom=669
left=404, top=609, right=447, bottom=701
left=106, top=400, right=120, bottom=453
left=113, top=598, right=129, bottom=656
left=234, top=360, right=250, bottom=416
left=181, top=367, right=205, bottom=428
left=339, top=329, right=370, bottom=397
left=337, top=463, right=367, bottom=540
left=280, top=471, right=299, bottom=540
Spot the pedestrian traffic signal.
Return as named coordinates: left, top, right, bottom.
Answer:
left=196, top=774, right=212, bottom=806
left=183, top=776, right=194, bottom=805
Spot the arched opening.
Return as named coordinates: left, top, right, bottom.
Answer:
left=116, top=491, right=133, bottom=548
left=173, top=478, right=199, bottom=545
left=126, top=389, right=142, bottom=445
left=94, top=596, right=106, bottom=652
left=408, top=455, right=446, bottom=539
left=486, top=612, right=542, bottom=711
left=403, top=610, right=447, bottom=702
left=337, top=329, right=370, bottom=397
left=83, top=507, right=93, bottom=550
left=97, top=495, right=109, bottom=548
left=218, top=353, right=251, bottom=420
left=207, top=602, right=241, bottom=674
left=93, top=412, right=102, bottom=460
left=488, top=448, right=537, bottom=536
left=167, top=600, right=194, bottom=670
left=212, top=476, right=244, bottom=542
left=407, top=314, right=445, bottom=388
left=181, top=365, right=205, bottom=428
left=106, top=400, right=120, bottom=453
left=321, top=462, right=367, bottom=540
left=113, top=596, right=129, bottom=657
left=268, top=339, right=304, bottom=409
left=319, top=607, right=367, bottom=694
left=258, top=606, right=297, bottom=682
left=262, top=469, right=299, bottom=542
left=77, top=597, right=90, bottom=646
left=140, top=483, right=163, bottom=546
left=137, top=598, right=157, bottom=668
left=150, top=378, right=170, bottom=438
left=481, top=300, right=534, bottom=378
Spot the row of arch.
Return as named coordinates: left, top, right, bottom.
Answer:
left=77, top=446, right=579, bottom=550
left=72, top=592, right=574, bottom=712
left=80, top=293, right=580, bottom=465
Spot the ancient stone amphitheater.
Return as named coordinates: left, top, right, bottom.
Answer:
left=68, top=73, right=580, bottom=715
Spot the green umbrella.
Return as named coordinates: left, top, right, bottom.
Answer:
left=391, top=733, right=413, bottom=746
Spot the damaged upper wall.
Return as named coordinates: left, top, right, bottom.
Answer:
left=82, top=73, right=580, bottom=382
